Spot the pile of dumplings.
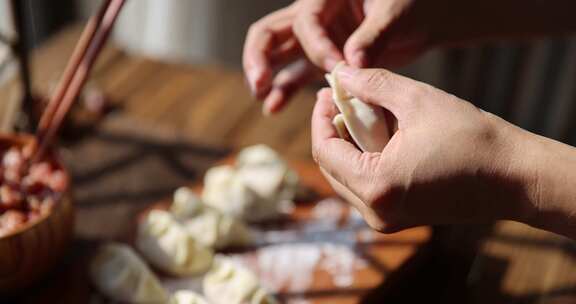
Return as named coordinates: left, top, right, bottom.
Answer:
left=90, top=145, right=299, bottom=304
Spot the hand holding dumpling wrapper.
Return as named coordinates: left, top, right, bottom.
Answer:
left=325, top=63, right=391, bottom=152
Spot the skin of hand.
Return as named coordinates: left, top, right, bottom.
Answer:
left=311, top=65, right=555, bottom=234
left=242, top=0, right=432, bottom=115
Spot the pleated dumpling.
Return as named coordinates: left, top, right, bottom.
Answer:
left=170, top=187, right=252, bottom=249
left=136, top=210, right=213, bottom=276
left=236, top=144, right=299, bottom=204
left=201, top=165, right=261, bottom=220
left=170, top=187, right=203, bottom=219
left=170, top=290, right=209, bottom=304
left=90, top=243, right=170, bottom=303
left=326, top=62, right=390, bottom=152
left=203, top=257, right=277, bottom=304
left=202, top=146, right=301, bottom=222
left=181, top=209, right=252, bottom=249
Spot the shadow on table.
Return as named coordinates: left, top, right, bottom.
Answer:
left=65, top=128, right=230, bottom=208
left=359, top=224, right=576, bottom=304
left=4, top=238, right=100, bottom=304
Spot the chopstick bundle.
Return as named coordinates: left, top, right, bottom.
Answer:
left=35, top=0, right=126, bottom=161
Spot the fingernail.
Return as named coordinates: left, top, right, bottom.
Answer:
left=336, top=64, right=358, bottom=80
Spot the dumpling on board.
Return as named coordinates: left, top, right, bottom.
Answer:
left=201, top=165, right=264, bottom=220
left=170, top=290, right=209, bottom=304
left=136, top=210, right=213, bottom=276
left=202, top=145, right=301, bottom=222
left=90, top=243, right=170, bottom=303
left=203, top=257, right=277, bottom=304
left=326, top=62, right=390, bottom=152
left=169, top=187, right=252, bottom=249
left=180, top=208, right=252, bottom=249
left=236, top=144, right=299, bottom=204
left=170, top=187, right=203, bottom=219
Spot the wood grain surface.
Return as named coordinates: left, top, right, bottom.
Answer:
left=1, top=24, right=575, bottom=303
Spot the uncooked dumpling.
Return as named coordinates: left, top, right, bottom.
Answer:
left=332, top=114, right=352, bottom=142
left=170, top=187, right=203, bottom=219
left=170, top=290, right=209, bottom=304
left=90, top=243, right=169, bottom=303
left=136, top=210, right=213, bottom=276
left=326, top=62, right=390, bottom=152
left=201, top=165, right=262, bottom=220
left=203, top=257, right=277, bottom=304
left=180, top=209, right=252, bottom=249
left=202, top=146, right=301, bottom=222
left=236, top=144, right=299, bottom=203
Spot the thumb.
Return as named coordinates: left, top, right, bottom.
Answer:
left=335, top=65, right=418, bottom=117
left=343, top=0, right=410, bottom=68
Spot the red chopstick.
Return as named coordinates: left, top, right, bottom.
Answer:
left=34, top=0, right=125, bottom=162
left=37, top=0, right=112, bottom=136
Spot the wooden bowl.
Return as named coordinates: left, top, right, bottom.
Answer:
left=0, top=133, right=74, bottom=292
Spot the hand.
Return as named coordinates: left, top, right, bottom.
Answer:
left=243, top=0, right=433, bottom=115
left=312, top=66, right=537, bottom=233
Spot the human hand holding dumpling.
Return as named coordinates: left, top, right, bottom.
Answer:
left=312, top=65, right=538, bottom=233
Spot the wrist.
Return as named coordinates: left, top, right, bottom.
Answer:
left=481, top=112, right=541, bottom=224
left=493, top=115, right=576, bottom=238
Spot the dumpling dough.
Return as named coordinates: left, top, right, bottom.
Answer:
left=236, top=144, right=299, bottom=204
left=169, top=187, right=252, bottom=248
left=201, top=165, right=262, bottom=220
left=136, top=210, right=213, bottom=276
left=180, top=209, right=252, bottom=249
left=332, top=114, right=352, bottom=142
left=170, top=290, right=209, bottom=304
left=203, top=257, right=277, bottom=304
left=90, top=243, right=169, bottom=303
left=202, top=145, right=300, bottom=222
left=326, top=62, right=390, bottom=152
left=170, top=187, right=203, bottom=219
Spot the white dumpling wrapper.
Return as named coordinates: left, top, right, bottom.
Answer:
left=203, top=257, right=277, bottom=304
left=325, top=63, right=390, bottom=152
left=170, top=290, right=209, bottom=304
left=181, top=209, right=252, bottom=249
left=236, top=144, right=299, bottom=203
left=137, top=210, right=213, bottom=276
left=170, top=187, right=203, bottom=219
left=332, top=113, right=352, bottom=142
left=90, top=243, right=170, bottom=303
left=169, top=186, right=252, bottom=248
left=201, top=165, right=269, bottom=221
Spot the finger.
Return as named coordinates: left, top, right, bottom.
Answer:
left=262, top=60, right=317, bottom=115
left=344, top=0, right=410, bottom=67
left=320, top=167, right=388, bottom=232
left=335, top=65, right=418, bottom=116
left=292, top=0, right=344, bottom=71
left=311, top=88, right=378, bottom=191
left=243, top=7, right=295, bottom=97
left=269, top=38, right=302, bottom=67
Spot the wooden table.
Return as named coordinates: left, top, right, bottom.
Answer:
left=2, top=25, right=576, bottom=304
left=0, top=26, right=433, bottom=304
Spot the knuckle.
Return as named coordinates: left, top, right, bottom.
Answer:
left=364, top=70, right=392, bottom=93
